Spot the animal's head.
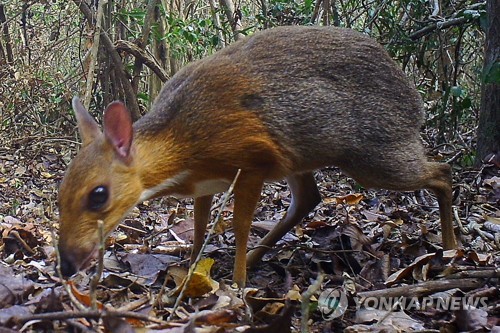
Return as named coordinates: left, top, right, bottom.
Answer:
left=57, top=97, right=141, bottom=277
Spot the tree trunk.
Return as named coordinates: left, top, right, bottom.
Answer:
left=73, top=0, right=141, bottom=121
left=0, top=4, right=14, bottom=65
left=476, top=0, right=500, bottom=165
left=219, top=0, right=244, bottom=41
left=131, top=0, right=158, bottom=94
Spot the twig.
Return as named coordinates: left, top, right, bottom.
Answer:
left=430, top=0, right=440, bottom=18
left=90, top=220, right=105, bottom=310
left=376, top=298, right=407, bottom=326
left=154, top=274, right=171, bottom=310
left=117, top=297, right=150, bottom=312
left=83, top=0, right=105, bottom=109
left=63, top=319, right=95, bottom=333
left=409, top=16, right=474, bottom=40
left=219, top=0, right=244, bottom=41
left=131, top=0, right=159, bottom=93
left=118, top=222, right=149, bottom=234
left=301, top=271, right=324, bottom=333
left=115, top=40, right=169, bottom=82
left=447, top=268, right=500, bottom=280
left=283, top=244, right=380, bottom=260
left=20, top=317, right=94, bottom=333
left=207, top=0, right=223, bottom=47
left=72, top=0, right=141, bottom=120
left=167, top=169, right=242, bottom=320
left=453, top=206, right=468, bottom=235
left=364, top=278, right=486, bottom=299
left=52, top=230, right=87, bottom=311
left=9, top=230, right=35, bottom=254
left=12, top=309, right=166, bottom=326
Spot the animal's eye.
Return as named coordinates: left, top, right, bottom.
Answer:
left=88, top=186, right=109, bottom=211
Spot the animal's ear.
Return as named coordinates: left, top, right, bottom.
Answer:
left=103, top=101, right=134, bottom=161
left=72, top=97, right=102, bottom=147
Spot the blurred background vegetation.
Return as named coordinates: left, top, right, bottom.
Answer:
left=0, top=0, right=497, bottom=167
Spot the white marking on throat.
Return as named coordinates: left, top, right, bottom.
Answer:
left=193, top=179, right=231, bottom=197
left=138, top=170, right=191, bottom=202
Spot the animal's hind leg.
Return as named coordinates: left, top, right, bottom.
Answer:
left=421, top=162, right=457, bottom=249
left=344, top=152, right=457, bottom=250
left=246, top=172, right=321, bottom=268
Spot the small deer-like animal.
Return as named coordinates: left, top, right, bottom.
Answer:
left=58, top=26, right=457, bottom=287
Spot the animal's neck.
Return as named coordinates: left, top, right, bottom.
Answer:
left=133, top=128, right=193, bottom=199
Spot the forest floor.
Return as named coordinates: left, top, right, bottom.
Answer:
left=0, top=128, right=499, bottom=332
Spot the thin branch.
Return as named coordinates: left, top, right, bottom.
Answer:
left=167, top=169, right=242, bottom=320
left=409, top=16, right=475, bottom=40
left=72, top=0, right=141, bottom=120
left=430, top=0, right=440, bottom=18
left=301, top=272, right=324, bottom=333
left=115, top=40, right=169, bottom=82
left=11, top=309, right=166, bottom=327
left=52, top=231, right=87, bottom=312
left=131, top=0, right=158, bottom=93
left=9, top=230, right=35, bottom=254
left=208, top=0, right=224, bottom=47
left=363, top=278, right=488, bottom=299
left=83, top=0, right=106, bottom=110
left=0, top=4, right=14, bottom=65
left=89, top=220, right=105, bottom=310
left=219, top=0, right=244, bottom=41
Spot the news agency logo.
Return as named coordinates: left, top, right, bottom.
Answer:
left=318, top=288, right=349, bottom=320
left=359, top=295, right=489, bottom=311
left=317, top=287, right=489, bottom=321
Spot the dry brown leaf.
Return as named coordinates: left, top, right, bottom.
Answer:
left=341, top=223, right=372, bottom=248
left=67, top=281, right=104, bottom=310
left=467, top=251, right=493, bottom=265
left=305, top=220, right=329, bottom=229
left=286, top=285, right=301, bottom=301
left=386, top=250, right=462, bottom=285
left=335, top=193, right=364, bottom=205
left=169, top=258, right=218, bottom=298
left=195, top=309, right=238, bottom=325
left=355, top=309, right=425, bottom=330
left=40, top=171, right=54, bottom=179
left=483, top=176, right=500, bottom=189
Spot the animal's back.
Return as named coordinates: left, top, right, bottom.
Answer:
left=56, top=27, right=456, bottom=284
left=140, top=26, right=425, bottom=180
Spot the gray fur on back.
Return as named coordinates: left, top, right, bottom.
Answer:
left=138, top=26, right=426, bottom=183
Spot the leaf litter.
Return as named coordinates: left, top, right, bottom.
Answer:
left=0, top=136, right=499, bottom=332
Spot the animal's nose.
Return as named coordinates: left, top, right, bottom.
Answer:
left=58, top=250, right=77, bottom=278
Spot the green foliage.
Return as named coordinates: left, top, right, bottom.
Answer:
left=115, top=5, right=220, bottom=63
left=450, top=86, right=473, bottom=111
left=0, top=0, right=488, bottom=148
left=118, top=8, right=147, bottom=21
left=163, top=16, right=219, bottom=59
left=459, top=151, right=476, bottom=168
left=256, top=0, right=315, bottom=27
left=450, top=86, right=464, bottom=98
left=137, top=92, right=150, bottom=102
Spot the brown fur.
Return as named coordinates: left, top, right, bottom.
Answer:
left=58, top=26, right=457, bottom=287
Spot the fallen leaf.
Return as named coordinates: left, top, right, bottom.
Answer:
left=355, top=309, right=425, bottom=330
left=67, top=281, right=104, bottom=310
left=333, top=193, right=364, bottom=205
left=169, top=258, right=218, bottom=298
left=455, top=308, right=488, bottom=331
left=386, top=249, right=463, bottom=285
left=0, top=265, right=35, bottom=308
